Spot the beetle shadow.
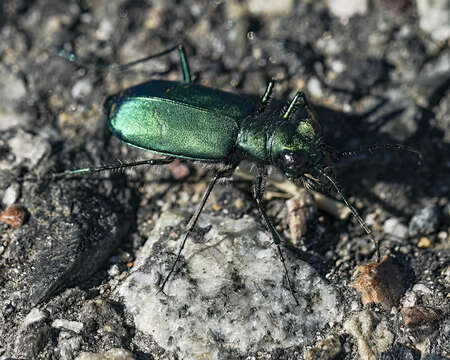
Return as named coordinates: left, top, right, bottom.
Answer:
left=314, top=99, right=447, bottom=216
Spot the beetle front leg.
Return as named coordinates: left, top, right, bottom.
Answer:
left=254, top=165, right=300, bottom=306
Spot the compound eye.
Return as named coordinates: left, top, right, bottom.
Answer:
left=280, top=150, right=308, bottom=176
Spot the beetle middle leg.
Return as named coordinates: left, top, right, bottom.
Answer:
left=158, top=164, right=236, bottom=293
left=254, top=165, right=300, bottom=306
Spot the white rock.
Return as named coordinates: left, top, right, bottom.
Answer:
left=117, top=212, right=342, bottom=359
left=327, top=0, right=368, bottom=20
left=417, top=0, right=450, bottom=41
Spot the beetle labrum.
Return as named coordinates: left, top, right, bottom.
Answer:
left=32, top=44, right=420, bottom=305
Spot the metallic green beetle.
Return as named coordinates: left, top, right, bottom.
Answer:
left=49, top=44, right=408, bottom=304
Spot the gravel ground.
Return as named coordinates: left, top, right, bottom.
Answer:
left=0, top=1, right=449, bottom=359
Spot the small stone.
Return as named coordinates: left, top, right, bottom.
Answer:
left=169, top=159, right=190, bottom=180
left=212, top=202, right=222, bottom=211
left=247, top=0, right=294, bottom=16
left=416, top=0, right=450, bottom=41
left=353, top=255, right=406, bottom=308
left=285, top=189, right=317, bottom=247
left=379, top=343, right=421, bottom=360
left=0, top=204, right=26, bottom=227
left=95, top=19, right=114, bottom=41
left=304, top=335, right=343, bottom=360
left=307, top=77, right=323, bottom=99
left=108, top=264, right=122, bottom=277
left=2, top=182, right=20, bottom=207
left=327, top=0, right=368, bottom=20
left=437, top=231, right=447, bottom=242
left=75, top=348, right=135, bottom=360
left=234, top=198, right=244, bottom=209
left=52, top=319, right=84, bottom=334
left=417, top=236, right=431, bottom=248
left=0, top=63, right=26, bottom=102
left=408, top=205, right=440, bottom=237
left=401, top=305, right=442, bottom=328
left=7, top=130, right=50, bottom=168
left=119, top=250, right=132, bottom=263
left=412, top=283, right=432, bottom=294
left=344, top=310, right=394, bottom=360
left=58, top=334, right=82, bottom=360
left=22, top=308, right=48, bottom=328
left=383, top=218, right=408, bottom=240
left=71, top=78, right=93, bottom=98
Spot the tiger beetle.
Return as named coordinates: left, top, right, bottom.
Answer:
left=30, top=44, right=421, bottom=305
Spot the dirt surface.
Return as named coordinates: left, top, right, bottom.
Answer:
left=0, top=0, right=449, bottom=359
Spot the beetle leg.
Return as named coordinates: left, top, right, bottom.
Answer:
left=56, top=44, right=192, bottom=83
left=296, top=92, right=322, bottom=132
left=115, top=44, right=191, bottom=83
left=253, top=165, right=300, bottom=306
left=177, top=44, right=192, bottom=83
left=158, top=165, right=235, bottom=294
left=282, top=91, right=302, bottom=119
left=20, top=157, right=175, bottom=182
left=259, top=80, right=275, bottom=113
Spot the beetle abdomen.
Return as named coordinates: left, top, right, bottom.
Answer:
left=108, top=96, right=240, bottom=161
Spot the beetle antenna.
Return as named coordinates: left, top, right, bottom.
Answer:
left=338, top=144, right=422, bottom=165
left=317, top=169, right=381, bottom=262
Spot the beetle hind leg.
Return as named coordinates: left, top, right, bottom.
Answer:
left=20, top=157, right=175, bottom=182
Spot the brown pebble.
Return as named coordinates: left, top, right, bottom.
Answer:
left=401, top=305, right=442, bottom=327
left=285, top=189, right=317, bottom=247
left=0, top=204, right=26, bottom=228
left=353, top=255, right=406, bottom=308
left=212, top=203, right=222, bottom=211
left=169, top=159, right=191, bottom=180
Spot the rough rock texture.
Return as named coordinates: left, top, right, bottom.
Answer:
left=0, top=0, right=448, bottom=359
left=118, top=212, right=342, bottom=359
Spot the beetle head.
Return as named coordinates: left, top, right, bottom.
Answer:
left=271, top=118, right=329, bottom=180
